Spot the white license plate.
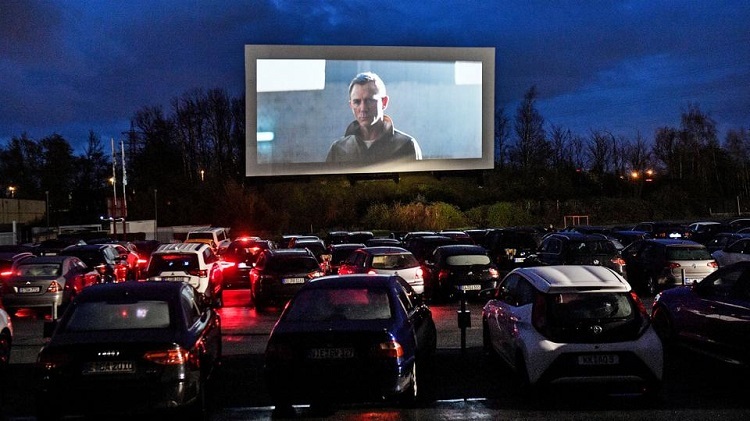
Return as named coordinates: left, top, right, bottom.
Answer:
left=18, top=286, right=41, bottom=293
left=459, top=284, right=481, bottom=291
left=282, top=277, right=306, bottom=284
left=82, top=361, right=135, bottom=375
left=578, top=354, right=619, bottom=366
left=308, top=348, right=355, bottom=359
left=514, top=257, right=526, bottom=263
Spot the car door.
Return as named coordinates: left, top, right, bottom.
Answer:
left=485, top=273, right=531, bottom=366
left=704, top=270, right=750, bottom=364
left=398, top=286, right=435, bottom=356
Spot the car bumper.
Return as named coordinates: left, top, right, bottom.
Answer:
left=3, top=291, right=64, bottom=310
left=523, top=326, right=664, bottom=387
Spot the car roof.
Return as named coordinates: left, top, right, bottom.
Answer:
left=15, top=255, right=73, bottom=264
left=360, top=246, right=411, bottom=254
left=512, top=265, right=630, bottom=293
left=644, top=239, right=704, bottom=246
left=153, top=242, right=208, bottom=253
left=61, top=244, right=110, bottom=251
left=433, top=244, right=487, bottom=255
left=75, top=281, right=186, bottom=302
left=307, top=274, right=404, bottom=289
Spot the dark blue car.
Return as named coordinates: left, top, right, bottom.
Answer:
left=264, top=274, right=437, bottom=413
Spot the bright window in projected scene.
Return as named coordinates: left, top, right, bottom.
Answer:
left=245, top=45, right=495, bottom=177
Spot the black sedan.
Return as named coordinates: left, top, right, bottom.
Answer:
left=264, top=274, right=437, bottom=414
left=36, top=281, right=222, bottom=420
left=651, top=261, right=750, bottom=367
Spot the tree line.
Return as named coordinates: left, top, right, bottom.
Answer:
left=1, top=86, right=748, bottom=235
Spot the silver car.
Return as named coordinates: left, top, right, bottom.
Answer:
left=711, top=238, right=750, bottom=267
left=337, top=247, right=425, bottom=295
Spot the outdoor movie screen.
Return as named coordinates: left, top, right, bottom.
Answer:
left=245, top=44, right=495, bottom=177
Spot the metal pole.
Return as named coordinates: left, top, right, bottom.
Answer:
left=45, top=191, right=50, bottom=231
left=154, top=188, right=158, bottom=239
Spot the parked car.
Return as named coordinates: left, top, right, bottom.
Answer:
left=365, top=238, right=402, bottom=247
left=58, top=244, right=127, bottom=283
left=482, top=265, right=663, bottom=397
left=651, top=261, right=750, bottom=367
left=249, top=248, right=324, bottom=311
left=423, top=244, right=500, bottom=302
left=727, top=218, right=750, bottom=232
left=36, top=281, right=222, bottom=419
left=145, top=242, right=224, bottom=308
left=338, top=247, right=425, bottom=295
left=403, top=234, right=457, bottom=265
left=0, top=298, right=12, bottom=371
left=481, top=227, right=543, bottom=272
left=711, top=237, right=750, bottom=267
left=184, top=226, right=232, bottom=253
left=1, top=255, right=100, bottom=317
left=631, top=222, right=688, bottom=239
left=35, top=238, right=86, bottom=256
left=220, top=237, right=275, bottom=289
left=622, top=239, right=718, bottom=295
left=531, top=232, right=625, bottom=276
left=705, top=232, right=750, bottom=254
left=288, top=237, right=328, bottom=263
left=685, top=221, right=727, bottom=245
left=437, top=230, right=475, bottom=244
left=0, top=251, right=35, bottom=278
left=320, top=243, right=365, bottom=275
left=264, top=274, right=437, bottom=412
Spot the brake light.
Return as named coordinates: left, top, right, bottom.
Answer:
left=374, top=340, right=404, bottom=359
left=531, top=292, right=548, bottom=335
left=611, top=256, right=626, bottom=266
left=143, top=347, right=190, bottom=366
left=46, top=281, right=62, bottom=293
left=630, top=291, right=651, bottom=334
left=0, top=270, right=11, bottom=278
left=667, top=262, right=681, bottom=270
left=188, top=269, right=208, bottom=278
left=488, top=267, right=499, bottom=278
left=438, top=269, right=450, bottom=282
left=708, top=261, right=718, bottom=268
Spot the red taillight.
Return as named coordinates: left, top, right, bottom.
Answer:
left=375, top=340, right=404, bottom=359
left=0, top=270, right=11, bottom=278
left=611, top=257, right=626, bottom=266
left=188, top=269, right=208, bottom=278
left=488, top=267, right=499, bottom=278
left=531, top=292, right=548, bottom=334
left=46, top=281, right=62, bottom=293
left=143, top=347, right=190, bottom=366
left=667, top=262, right=681, bottom=270
left=630, top=291, right=648, bottom=317
left=708, top=261, right=718, bottom=268
left=438, top=269, right=450, bottom=282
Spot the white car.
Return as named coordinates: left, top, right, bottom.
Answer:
left=711, top=238, right=750, bottom=267
left=482, top=265, right=663, bottom=397
left=145, top=242, right=224, bottom=307
left=0, top=300, right=12, bottom=370
left=337, top=247, right=425, bottom=295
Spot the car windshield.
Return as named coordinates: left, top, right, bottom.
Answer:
left=445, top=254, right=491, bottom=266
left=546, top=292, right=634, bottom=320
left=284, top=288, right=392, bottom=322
left=667, top=247, right=712, bottom=260
left=147, top=254, right=199, bottom=275
left=17, top=263, right=61, bottom=277
left=64, top=301, right=171, bottom=331
left=371, top=253, right=418, bottom=269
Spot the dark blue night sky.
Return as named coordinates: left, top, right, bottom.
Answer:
left=2, top=0, right=748, bottom=152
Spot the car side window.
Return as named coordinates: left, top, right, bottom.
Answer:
left=698, top=266, right=744, bottom=298
left=497, top=274, right=519, bottom=304
left=397, top=288, right=413, bottom=313
left=204, top=248, right=217, bottom=264
left=182, top=289, right=202, bottom=327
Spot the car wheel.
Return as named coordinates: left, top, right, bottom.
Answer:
left=651, top=306, right=675, bottom=346
left=0, top=331, right=11, bottom=370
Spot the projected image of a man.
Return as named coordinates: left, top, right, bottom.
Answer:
left=326, top=72, right=422, bottom=164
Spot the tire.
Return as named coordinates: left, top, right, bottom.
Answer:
left=0, top=331, right=11, bottom=371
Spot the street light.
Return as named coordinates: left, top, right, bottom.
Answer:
left=7, top=186, right=16, bottom=198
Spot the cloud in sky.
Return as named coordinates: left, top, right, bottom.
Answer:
left=1, top=0, right=748, bottom=152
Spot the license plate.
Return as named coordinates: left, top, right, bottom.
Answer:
left=458, top=284, right=481, bottom=291
left=18, top=286, right=41, bottom=293
left=282, top=277, right=306, bottom=284
left=82, top=361, right=135, bottom=375
left=308, top=348, right=355, bottom=359
left=161, top=276, right=188, bottom=282
left=578, top=354, right=619, bottom=366
left=514, top=257, right=525, bottom=263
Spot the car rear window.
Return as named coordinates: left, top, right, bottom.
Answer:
left=64, top=301, right=171, bottom=331
left=445, top=254, right=491, bottom=266
left=267, top=256, right=319, bottom=272
left=16, top=263, right=61, bottom=277
left=371, top=253, right=419, bottom=269
left=667, top=247, right=712, bottom=260
left=147, top=254, right=199, bottom=275
left=546, top=292, right=634, bottom=320
left=567, top=240, right=615, bottom=256
left=284, top=288, right=392, bottom=322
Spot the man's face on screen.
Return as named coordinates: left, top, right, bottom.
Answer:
left=349, top=82, right=388, bottom=128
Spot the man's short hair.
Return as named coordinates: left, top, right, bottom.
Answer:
left=348, top=72, right=387, bottom=96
